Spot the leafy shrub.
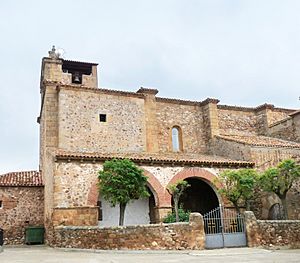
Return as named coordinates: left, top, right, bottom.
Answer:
left=163, top=207, right=190, bottom=223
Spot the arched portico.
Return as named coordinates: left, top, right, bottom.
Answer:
left=87, top=169, right=165, bottom=207
left=87, top=169, right=166, bottom=225
left=167, top=168, right=222, bottom=215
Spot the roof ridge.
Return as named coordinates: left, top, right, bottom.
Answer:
left=0, top=170, right=39, bottom=175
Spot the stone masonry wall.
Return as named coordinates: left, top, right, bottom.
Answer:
left=202, top=101, right=219, bottom=149
left=155, top=102, right=207, bottom=154
left=54, top=162, right=102, bottom=208
left=213, top=139, right=300, bottom=220
left=269, top=114, right=300, bottom=143
left=40, top=83, right=59, bottom=229
left=54, top=161, right=220, bottom=208
left=256, top=220, right=300, bottom=248
left=251, top=182, right=300, bottom=221
left=53, top=161, right=222, bottom=224
left=58, top=88, right=146, bottom=153
left=52, top=207, right=98, bottom=226
left=269, top=118, right=296, bottom=141
left=218, top=109, right=257, bottom=135
left=250, top=147, right=300, bottom=170
left=218, top=107, right=291, bottom=137
left=51, top=213, right=205, bottom=250
left=212, top=137, right=252, bottom=161
left=287, top=179, right=300, bottom=220
left=0, top=187, right=44, bottom=244
left=245, top=211, right=300, bottom=249
left=213, top=137, right=300, bottom=169
left=267, top=109, right=291, bottom=126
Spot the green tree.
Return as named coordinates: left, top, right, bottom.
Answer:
left=217, top=169, right=258, bottom=213
left=98, top=159, right=149, bottom=226
left=167, top=180, right=190, bottom=222
left=259, top=159, right=300, bottom=219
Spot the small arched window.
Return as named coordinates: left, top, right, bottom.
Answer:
left=172, top=126, right=182, bottom=152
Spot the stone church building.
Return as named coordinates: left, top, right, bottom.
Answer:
left=1, top=48, right=300, bottom=243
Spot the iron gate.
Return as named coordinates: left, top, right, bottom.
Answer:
left=203, top=206, right=246, bottom=249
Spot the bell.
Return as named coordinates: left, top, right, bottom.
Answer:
left=73, top=72, right=81, bottom=83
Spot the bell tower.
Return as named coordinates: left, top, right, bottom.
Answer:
left=38, top=46, right=99, bottom=231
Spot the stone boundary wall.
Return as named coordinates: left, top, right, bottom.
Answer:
left=51, top=213, right=205, bottom=250
left=245, top=211, right=300, bottom=249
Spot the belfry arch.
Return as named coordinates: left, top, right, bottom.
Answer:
left=168, top=168, right=222, bottom=215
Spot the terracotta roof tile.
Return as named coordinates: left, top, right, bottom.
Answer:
left=217, top=134, right=300, bottom=149
left=217, top=104, right=295, bottom=113
left=289, top=110, right=300, bottom=117
left=55, top=151, right=254, bottom=168
left=0, top=171, right=43, bottom=187
left=62, top=59, right=98, bottom=66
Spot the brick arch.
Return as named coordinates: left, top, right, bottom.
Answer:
left=87, top=169, right=166, bottom=207
left=167, top=167, right=222, bottom=205
left=142, top=169, right=168, bottom=207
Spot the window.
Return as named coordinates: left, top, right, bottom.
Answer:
left=99, top=114, right=107, bottom=122
left=97, top=200, right=103, bottom=221
left=172, top=126, right=182, bottom=152
left=0, top=200, right=2, bottom=209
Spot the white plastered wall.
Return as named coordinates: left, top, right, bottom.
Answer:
left=99, top=196, right=150, bottom=227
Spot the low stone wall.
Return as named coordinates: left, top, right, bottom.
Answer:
left=245, top=211, right=300, bottom=249
left=51, top=213, right=205, bottom=250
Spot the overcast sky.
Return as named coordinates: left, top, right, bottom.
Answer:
left=0, top=1, right=300, bottom=173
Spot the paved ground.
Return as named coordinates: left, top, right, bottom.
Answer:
left=0, top=246, right=300, bottom=263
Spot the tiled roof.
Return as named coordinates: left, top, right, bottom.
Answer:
left=55, top=151, right=254, bottom=168
left=217, top=104, right=295, bottom=113
left=289, top=110, right=300, bottom=117
left=156, top=97, right=219, bottom=106
left=0, top=171, right=43, bottom=187
left=56, top=84, right=145, bottom=99
left=217, top=134, right=300, bottom=149
left=62, top=59, right=98, bottom=66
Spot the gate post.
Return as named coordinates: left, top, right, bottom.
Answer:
left=189, top=213, right=205, bottom=249
left=244, top=211, right=260, bottom=247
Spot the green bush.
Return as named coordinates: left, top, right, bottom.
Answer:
left=163, top=207, right=190, bottom=223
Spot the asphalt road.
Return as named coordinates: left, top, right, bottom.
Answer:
left=1, top=246, right=300, bottom=263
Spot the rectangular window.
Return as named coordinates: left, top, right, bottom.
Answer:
left=0, top=200, right=2, bottom=209
left=99, top=114, right=107, bottom=122
left=97, top=200, right=103, bottom=221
